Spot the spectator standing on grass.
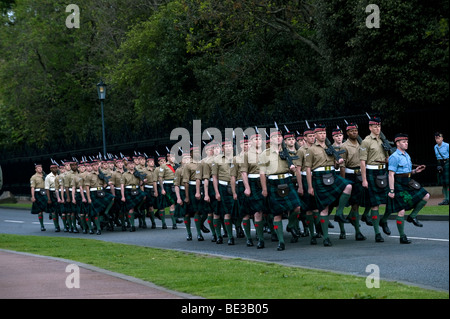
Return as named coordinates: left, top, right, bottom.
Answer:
left=434, top=132, right=449, bottom=205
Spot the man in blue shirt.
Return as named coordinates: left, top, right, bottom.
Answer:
left=434, top=132, right=449, bottom=205
left=388, top=134, right=430, bottom=244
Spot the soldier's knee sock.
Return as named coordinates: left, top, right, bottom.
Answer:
left=194, top=214, right=202, bottom=236
left=105, top=200, right=114, bottom=216
left=38, top=213, right=44, bottom=227
left=160, top=210, right=166, bottom=225
left=409, top=200, right=427, bottom=218
left=273, top=220, right=284, bottom=244
left=170, top=209, right=176, bottom=225
left=129, top=212, right=135, bottom=226
left=371, top=209, right=380, bottom=234
left=362, top=206, right=371, bottom=219
left=53, top=215, right=60, bottom=228
left=336, top=193, right=351, bottom=216
left=148, top=209, right=156, bottom=223
left=86, top=216, right=93, bottom=230
left=224, top=219, right=233, bottom=238
left=338, top=221, right=346, bottom=235
left=443, top=187, right=449, bottom=200
left=287, top=212, right=298, bottom=229
left=79, top=214, right=86, bottom=229
left=350, top=209, right=361, bottom=233
left=242, top=218, right=251, bottom=239
left=207, top=215, right=216, bottom=235
left=319, top=215, right=329, bottom=239
left=396, top=215, right=405, bottom=236
left=306, top=214, right=315, bottom=235
left=184, top=216, right=192, bottom=235
left=255, top=219, right=264, bottom=242
left=94, top=216, right=101, bottom=230
left=213, top=218, right=222, bottom=237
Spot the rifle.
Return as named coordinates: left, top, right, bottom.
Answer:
left=133, top=169, right=147, bottom=181
left=98, top=168, right=111, bottom=183
left=275, top=122, right=298, bottom=168
left=325, top=138, right=345, bottom=161
left=365, top=112, right=395, bottom=155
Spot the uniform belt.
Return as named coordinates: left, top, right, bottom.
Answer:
left=395, top=173, right=411, bottom=178
left=144, top=185, right=154, bottom=189
left=47, top=188, right=55, bottom=191
left=345, top=168, right=361, bottom=174
left=125, top=185, right=139, bottom=189
left=115, top=187, right=121, bottom=190
left=236, top=180, right=243, bottom=184
left=90, top=187, right=103, bottom=191
left=163, top=180, right=174, bottom=184
left=366, top=164, right=386, bottom=170
left=105, top=186, right=111, bottom=190
left=179, top=186, right=185, bottom=190
left=301, top=171, right=307, bottom=176
left=218, top=180, right=231, bottom=185
left=188, top=181, right=197, bottom=185
left=34, top=188, right=43, bottom=191
left=313, top=166, right=335, bottom=172
left=267, top=173, right=292, bottom=180
left=248, top=174, right=260, bottom=179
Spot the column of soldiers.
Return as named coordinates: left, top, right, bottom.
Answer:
left=30, top=116, right=432, bottom=248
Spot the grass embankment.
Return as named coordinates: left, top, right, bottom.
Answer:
left=0, top=234, right=447, bottom=299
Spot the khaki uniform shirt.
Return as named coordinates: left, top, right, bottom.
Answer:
left=360, top=133, right=389, bottom=165
left=84, top=171, right=105, bottom=189
left=232, top=152, right=246, bottom=180
left=341, top=139, right=361, bottom=168
left=241, top=147, right=261, bottom=175
left=174, top=166, right=185, bottom=187
left=211, top=155, right=234, bottom=182
left=141, top=166, right=155, bottom=186
left=158, top=164, right=176, bottom=181
left=121, top=171, right=141, bottom=187
left=294, top=145, right=310, bottom=171
left=44, top=172, right=57, bottom=190
left=30, top=173, right=45, bottom=189
left=258, top=147, right=290, bottom=175
left=304, top=142, right=335, bottom=170
left=183, top=161, right=202, bottom=183
left=70, top=172, right=84, bottom=190
left=201, top=156, right=215, bottom=180
left=110, top=170, right=124, bottom=188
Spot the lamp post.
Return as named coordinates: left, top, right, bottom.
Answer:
left=96, top=80, right=107, bottom=156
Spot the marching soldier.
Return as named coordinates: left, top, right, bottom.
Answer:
left=240, top=132, right=267, bottom=248
left=183, top=146, right=204, bottom=241
left=142, top=156, right=157, bottom=229
left=259, top=130, right=306, bottom=250
left=434, top=132, right=449, bottom=205
left=202, top=141, right=220, bottom=241
left=30, top=163, right=48, bottom=231
left=212, top=139, right=237, bottom=245
left=110, top=158, right=127, bottom=230
left=294, top=128, right=321, bottom=244
left=304, top=124, right=353, bottom=247
left=85, top=160, right=115, bottom=234
left=120, top=160, right=146, bottom=231
left=360, top=116, right=390, bottom=242
left=69, top=161, right=85, bottom=233
left=388, top=134, right=430, bottom=243
left=340, top=123, right=366, bottom=241
left=175, top=152, right=192, bottom=240
left=45, top=164, right=61, bottom=232
left=158, top=154, right=178, bottom=229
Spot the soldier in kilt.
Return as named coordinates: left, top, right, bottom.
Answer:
left=434, top=132, right=449, bottom=205
left=213, top=139, right=238, bottom=245
left=294, top=128, right=321, bottom=244
left=30, top=164, right=48, bottom=231
left=69, top=163, right=85, bottom=233
left=142, top=156, right=157, bottom=229
left=360, top=116, right=390, bottom=242
left=158, top=153, right=179, bottom=229
left=183, top=146, right=205, bottom=241
left=202, top=141, right=221, bottom=242
left=304, top=124, right=353, bottom=247
left=175, top=153, right=192, bottom=240
left=120, top=161, right=146, bottom=232
left=339, top=123, right=367, bottom=241
left=232, top=137, right=249, bottom=242
left=85, top=161, right=115, bottom=235
left=240, top=133, right=267, bottom=248
left=388, top=134, right=430, bottom=244
left=45, top=164, right=61, bottom=232
left=259, top=130, right=306, bottom=251
left=61, top=161, right=73, bottom=231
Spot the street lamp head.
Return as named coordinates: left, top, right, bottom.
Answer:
left=97, top=80, right=107, bottom=100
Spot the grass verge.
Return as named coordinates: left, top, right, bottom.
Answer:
left=0, top=234, right=447, bottom=299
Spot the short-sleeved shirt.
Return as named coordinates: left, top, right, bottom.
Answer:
left=84, top=171, right=105, bottom=188
left=360, top=133, right=388, bottom=164
left=174, top=166, right=185, bottom=187
left=434, top=142, right=449, bottom=160
left=341, top=139, right=361, bottom=168
left=158, top=164, right=176, bottom=181
left=240, top=148, right=261, bottom=175
left=183, top=161, right=202, bottom=183
left=70, top=173, right=84, bottom=189
left=258, top=147, right=290, bottom=175
left=212, top=155, right=234, bottom=181
left=303, top=142, right=335, bottom=170
left=121, top=171, right=140, bottom=186
left=293, top=145, right=310, bottom=170
left=44, top=172, right=57, bottom=190
left=388, top=149, right=412, bottom=174
left=30, top=173, right=45, bottom=189
left=201, top=156, right=215, bottom=180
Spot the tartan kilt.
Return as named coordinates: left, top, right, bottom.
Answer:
left=247, top=178, right=267, bottom=214
left=163, top=183, right=176, bottom=206
left=236, top=182, right=250, bottom=217
left=202, top=182, right=218, bottom=215
left=438, top=160, right=449, bottom=187
left=267, top=177, right=305, bottom=216
left=344, top=173, right=367, bottom=207
left=388, top=176, right=429, bottom=212
left=31, top=191, right=48, bottom=214
left=143, top=186, right=157, bottom=209
left=366, top=169, right=389, bottom=207
left=90, top=190, right=114, bottom=215
left=300, top=174, right=318, bottom=212
left=312, top=171, right=351, bottom=212
left=47, top=191, right=61, bottom=216
left=175, top=187, right=187, bottom=218
left=71, top=191, right=86, bottom=215
left=187, top=183, right=203, bottom=213
left=124, top=188, right=146, bottom=211
left=217, top=184, right=237, bottom=217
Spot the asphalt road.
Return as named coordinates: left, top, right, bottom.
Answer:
left=1, top=208, right=448, bottom=292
